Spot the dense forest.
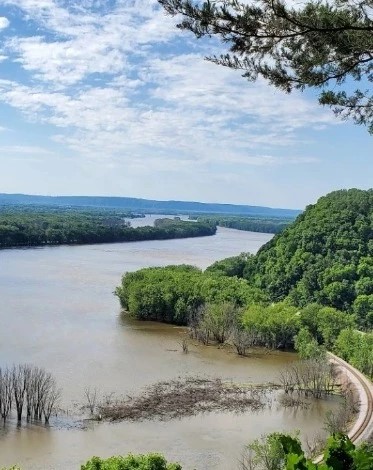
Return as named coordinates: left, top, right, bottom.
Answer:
left=209, top=189, right=373, bottom=328
left=191, top=215, right=292, bottom=234
left=0, top=209, right=216, bottom=248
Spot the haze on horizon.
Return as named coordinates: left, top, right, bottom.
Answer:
left=0, top=1, right=371, bottom=210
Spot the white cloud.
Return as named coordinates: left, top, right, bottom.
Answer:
left=0, top=17, right=9, bottom=30
left=0, top=0, right=339, bottom=175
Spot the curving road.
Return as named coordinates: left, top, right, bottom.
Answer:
left=313, top=352, right=373, bottom=464
left=327, top=352, right=373, bottom=445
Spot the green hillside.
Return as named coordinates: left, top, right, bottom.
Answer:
left=243, top=189, right=372, bottom=327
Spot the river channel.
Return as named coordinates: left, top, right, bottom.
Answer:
left=0, top=219, right=339, bottom=469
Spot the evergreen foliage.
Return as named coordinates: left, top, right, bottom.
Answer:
left=159, top=0, right=373, bottom=133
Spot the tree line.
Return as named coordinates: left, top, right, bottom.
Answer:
left=191, top=215, right=292, bottom=234
left=0, top=210, right=216, bottom=248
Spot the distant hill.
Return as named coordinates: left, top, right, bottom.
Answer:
left=0, top=193, right=300, bottom=218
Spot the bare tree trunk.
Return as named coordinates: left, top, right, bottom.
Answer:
left=43, top=378, right=61, bottom=423
left=0, top=368, right=12, bottom=422
left=12, top=365, right=28, bottom=421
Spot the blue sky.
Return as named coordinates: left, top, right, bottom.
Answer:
left=0, top=0, right=371, bottom=209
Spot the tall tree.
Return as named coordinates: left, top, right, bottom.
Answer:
left=159, top=0, right=373, bottom=132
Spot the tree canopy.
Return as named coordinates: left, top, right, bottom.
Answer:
left=115, top=264, right=267, bottom=324
left=208, top=189, right=373, bottom=329
left=159, top=0, right=373, bottom=132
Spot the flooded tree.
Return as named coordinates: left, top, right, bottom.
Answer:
left=188, top=305, right=211, bottom=345
left=201, top=302, right=238, bottom=344
left=12, top=364, right=29, bottom=421
left=279, top=359, right=337, bottom=399
left=84, top=387, right=98, bottom=415
left=0, top=367, right=12, bottom=422
left=232, top=327, right=256, bottom=356
left=0, top=364, right=61, bottom=424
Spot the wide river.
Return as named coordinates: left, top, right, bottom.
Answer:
left=0, top=219, right=338, bottom=469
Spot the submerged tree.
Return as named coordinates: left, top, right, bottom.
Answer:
left=159, top=0, right=373, bottom=133
left=0, top=364, right=60, bottom=424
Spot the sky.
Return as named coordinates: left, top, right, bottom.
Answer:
left=0, top=0, right=371, bottom=210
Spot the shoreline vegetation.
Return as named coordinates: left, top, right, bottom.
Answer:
left=0, top=209, right=217, bottom=248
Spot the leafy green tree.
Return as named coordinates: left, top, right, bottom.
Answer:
left=206, top=252, right=253, bottom=277
left=298, top=304, right=324, bottom=343
left=195, top=216, right=291, bottom=234
left=0, top=210, right=217, bottom=248
left=315, top=307, right=356, bottom=349
left=159, top=0, right=373, bottom=132
left=294, top=328, right=325, bottom=360
left=333, top=328, right=360, bottom=362
left=199, top=302, right=238, bottom=343
left=243, top=432, right=288, bottom=470
left=242, top=302, right=301, bottom=349
left=334, top=329, right=373, bottom=378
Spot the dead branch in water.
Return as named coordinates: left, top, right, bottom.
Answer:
left=97, top=377, right=269, bottom=422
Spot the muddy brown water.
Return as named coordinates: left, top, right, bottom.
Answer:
left=0, top=223, right=339, bottom=469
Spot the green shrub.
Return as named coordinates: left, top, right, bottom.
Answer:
left=81, top=453, right=182, bottom=470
